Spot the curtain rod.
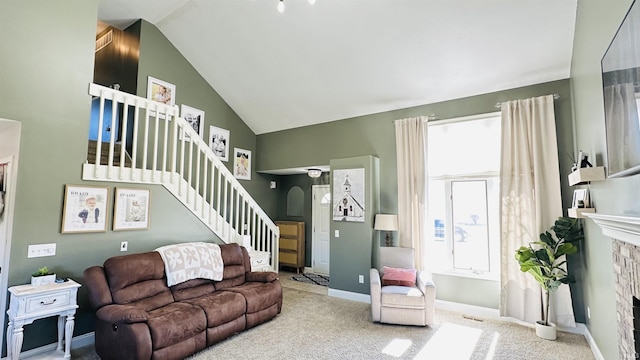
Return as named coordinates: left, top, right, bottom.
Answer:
left=495, top=93, right=560, bottom=109
left=393, top=114, right=436, bottom=123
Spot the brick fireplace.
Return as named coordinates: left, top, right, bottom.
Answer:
left=588, top=214, right=640, bottom=359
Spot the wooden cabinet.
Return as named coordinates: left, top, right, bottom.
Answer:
left=276, top=221, right=305, bottom=273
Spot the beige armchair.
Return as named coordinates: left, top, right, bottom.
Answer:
left=370, top=247, right=436, bottom=326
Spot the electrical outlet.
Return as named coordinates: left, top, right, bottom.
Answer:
left=335, top=230, right=340, bottom=237
left=120, top=241, right=128, bottom=252
left=358, top=275, right=364, bottom=284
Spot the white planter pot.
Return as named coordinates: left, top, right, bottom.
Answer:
left=535, top=320, right=557, bottom=340
left=31, top=274, right=56, bottom=286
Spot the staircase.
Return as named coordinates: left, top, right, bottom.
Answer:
left=82, top=83, right=279, bottom=268
left=87, top=140, right=132, bottom=167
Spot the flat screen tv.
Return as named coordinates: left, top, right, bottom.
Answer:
left=601, top=0, right=640, bottom=178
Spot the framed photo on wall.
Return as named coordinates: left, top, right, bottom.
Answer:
left=147, top=76, right=176, bottom=118
left=233, top=148, right=251, bottom=180
left=113, top=188, right=150, bottom=231
left=61, top=184, right=109, bottom=233
left=332, top=168, right=365, bottom=222
left=210, top=126, right=230, bottom=162
left=180, top=104, right=204, bottom=141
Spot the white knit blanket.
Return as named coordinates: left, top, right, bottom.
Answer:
left=155, top=242, right=224, bottom=287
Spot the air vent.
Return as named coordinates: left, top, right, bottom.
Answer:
left=95, top=30, right=113, bottom=53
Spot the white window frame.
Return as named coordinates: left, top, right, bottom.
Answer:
left=426, top=112, right=501, bottom=281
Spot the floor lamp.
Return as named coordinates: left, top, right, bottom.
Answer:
left=374, top=214, right=398, bottom=247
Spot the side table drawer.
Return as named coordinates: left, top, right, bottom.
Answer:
left=26, top=290, right=71, bottom=313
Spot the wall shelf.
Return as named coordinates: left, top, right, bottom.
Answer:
left=568, top=207, right=596, bottom=218
left=568, top=166, right=605, bottom=186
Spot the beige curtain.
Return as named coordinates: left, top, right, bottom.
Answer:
left=499, top=95, right=575, bottom=328
left=394, top=117, right=428, bottom=270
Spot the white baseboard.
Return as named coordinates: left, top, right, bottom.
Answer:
left=581, top=324, right=605, bottom=360
left=435, top=299, right=500, bottom=319
left=8, top=332, right=95, bottom=359
left=434, top=299, right=603, bottom=360
left=328, top=288, right=371, bottom=303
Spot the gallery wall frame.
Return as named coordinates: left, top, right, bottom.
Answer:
left=113, top=188, right=151, bottom=231
left=210, top=126, right=230, bottom=162
left=147, top=76, right=176, bottom=118
left=180, top=104, right=204, bottom=142
left=233, top=147, right=251, bottom=180
left=61, top=184, right=109, bottom=233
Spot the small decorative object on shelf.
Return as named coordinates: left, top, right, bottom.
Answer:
left=31, top=266, right=56, bottom=286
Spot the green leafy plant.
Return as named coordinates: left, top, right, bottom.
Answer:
left=515, top=217, right=584, bottom=326
left=32, top=266, right=52, bottom=277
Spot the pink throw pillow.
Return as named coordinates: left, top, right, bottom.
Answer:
left=382, top=266, right=416, bottom=287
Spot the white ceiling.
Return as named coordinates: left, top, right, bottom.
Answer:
left=97, top=0, right=577, bottom=135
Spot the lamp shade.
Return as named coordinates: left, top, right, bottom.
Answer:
left=374, top=214, right=398, bottom=231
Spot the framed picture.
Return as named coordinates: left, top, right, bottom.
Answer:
left=332, top=168, right=365, bottom=222
left=601, top=0, right=640, bottom=178
left=180, top=104, right=204, bottom=141
left=210, top=126, right=230, bottom=162
left=113, top=188, right=150, bottom=231
left=572, top=189, right=590, bottom=208
left=147, top=76, right=176, bottom=118
left=233, top=148, right=251, bottom=180
left=61, top=185, right=109, bottom=233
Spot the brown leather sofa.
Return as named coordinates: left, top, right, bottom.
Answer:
left=83, top=243, right=282, bottom=360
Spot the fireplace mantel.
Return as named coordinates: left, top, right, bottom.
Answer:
left=585, top=213, right=640, bottom=247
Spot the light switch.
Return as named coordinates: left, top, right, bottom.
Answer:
left=27, top=243, right=56, bottom=258
left=335, top=230, right=339, bottom=237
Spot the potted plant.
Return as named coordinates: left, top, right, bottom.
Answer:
left=514, top=216, right=584, bottom=340
left=31, top=266, right=56, bottom=286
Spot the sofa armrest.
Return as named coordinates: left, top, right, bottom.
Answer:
left=245, top=271, right=279, bottom=283
left=370, top=268, right=382, bottom=322
left=96, top=304, right=149, bottom=324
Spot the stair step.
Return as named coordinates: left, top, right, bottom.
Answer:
left=87, top=140, right=132, bottom=167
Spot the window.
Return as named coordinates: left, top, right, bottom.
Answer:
left=426, top=113, right=501, bottom=279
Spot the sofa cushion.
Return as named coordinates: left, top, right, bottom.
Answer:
left=182, top=291, right=246, bottom=327
left=147, top=302, right=206, bottom=350
left=381, top=286, right=425, bottom=309
left=171, top=279, right=216, bottom=301
left=225, top=282, right=282, bottom=313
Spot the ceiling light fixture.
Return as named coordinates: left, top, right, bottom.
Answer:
left=277, top=0, right=285, bottom=13
left=307, top=169, right=322, bottom=178
left=308, top=0, right=316, bottom=4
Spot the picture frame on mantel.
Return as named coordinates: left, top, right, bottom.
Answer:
left=61, top=184, right=109, bottom=233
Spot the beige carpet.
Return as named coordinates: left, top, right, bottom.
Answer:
left=68, top=275, right=594, bottom=360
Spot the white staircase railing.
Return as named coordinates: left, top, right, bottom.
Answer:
left=82, top=83, right=279, bottom=269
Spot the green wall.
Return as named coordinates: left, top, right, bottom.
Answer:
left=0, top=1, right=273, bottom=353
left=135, top=20, right=278, bottom=217
left=258, top=79, right=577, bottom=312
left=571, top=0, right=640, bottom=358
left=329, top=156, right=380, bottom=294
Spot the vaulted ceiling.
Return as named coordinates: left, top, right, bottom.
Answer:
left=97, top=0, right=577, bottom=135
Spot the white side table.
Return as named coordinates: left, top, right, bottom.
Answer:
left=249, top=251, right=272, bottom=272
left=6, top=279, right=81, bottom=360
